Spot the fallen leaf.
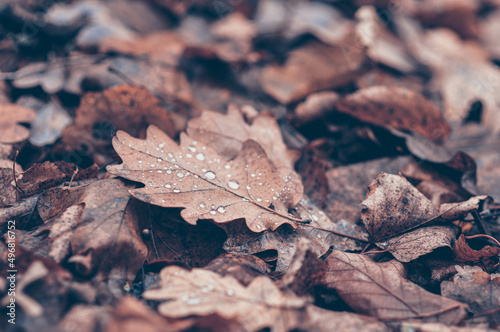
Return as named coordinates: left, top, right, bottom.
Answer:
left=15, top=161, right=99, bottom=198
left=260, top=37, right=367, bottom=104
left=187, top=104, right=299, bottom=170
left=205, top=252, right=270, bottom=286
left=335, top=85, right=451, bottom=143
left=276, top=238, right=326, bottom=296
left=361, top=173, right=487, bottom=241
left=63, top=85, right=176, bottom=161
left=0, top=103, right=36, bottom=144
left=453, top=235, right=500, bottom=265
left=143, top=266, right=310, bottom=332
left=107, top=125, right=303, bottom=233
left=294, top=91, right=340, bottom=125
left=376, top=226, right=458, bottom=263
left=322, top=250, right=469, bottom=325
left=29, top=102, right=72, bottom=147
left=441, top=265, right=500, bottom=326
left=17, top=179, right=147, bottom=296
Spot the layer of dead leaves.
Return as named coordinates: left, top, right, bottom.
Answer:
left=2, top=0, right=500, bottom=331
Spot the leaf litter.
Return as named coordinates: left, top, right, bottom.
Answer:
left=1, top=1, right=500, bottom=331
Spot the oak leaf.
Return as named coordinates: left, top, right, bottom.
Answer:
left=361, top=173, right=487, bottom=241
left=107, top=125, right=303, bottom=233
left=322, top=250, right=469, bottom=325
left=186, top=104, right=299, bottom=170
left=143, top=265, right=388, bottom=332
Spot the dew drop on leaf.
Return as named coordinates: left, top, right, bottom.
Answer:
left=227, top=180, right=240, bottom=189
left=210, top=210, right=216, bottom=215
left=196, top=152, right=206, bottom=161
left=188, top=146, right=197, bottom=152
left=205, top=171, right=216, bottom=180
left=173, top=188, right=180, bottom=193
left=217, top=206, right=226, bottom=213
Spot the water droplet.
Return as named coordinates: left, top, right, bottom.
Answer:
left=200, top=203, right=205, bottom=208
left=256, top=198, right=262, bottom=202
left=157, top=158, right=163, bottom=162
left=167, top=153, right=174, bottom=158
left=166, top=170, right=172, bottom=174
left=273, top=196, right=277, bottom=200
left=251, top=173, right=256, bottom=177
left=226, top=173, right=232, bottom=178
left=256, top=224, right=262, bottom=229
left=194, top=175, right=199, bottom=179
left=312, top=215, right=319, bottom=222
left=205, top=171, right=216, bottom=180
left=224, top=164, right=231, bottom=169
left=173, top=188, right=180, bottom=193
left=177, top=172, right=184, bottom=178
left=188, top=146, right=197, bottom=152
left=186, top=298, right=201, bottom=305
left=196, top=152, right=206, bottom=161
left=138, top=160, right=142, bottom=164
left=217, top=206, right=226, bottom=213
left=209, top=210, right=216, bottom=215
left=317, top=233, right=322, bottom=239
left=246, top=185, right=251, bottom=190
left=227, top=180, right=240, bottom=190
left=202, top=284, right=214, bottom=292
left=202, top=146, right=207, bottom=150
left=158, top=170, right=162, bottom=173
left=150, top=163, right=155, bottom=167
left=186, top=153, right=192, bottom=158
left=226, top=289, right=234, bottom=296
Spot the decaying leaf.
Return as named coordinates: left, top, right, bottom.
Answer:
left=107, top=125, right=303, bottom=233
left=361, top=173, right=487, bottom=241
left=15, top=161, right=99, bottom=198
left=322, top=250, right=469, bottom=325
left=335, top=85, right=451, bottom=143
left=441, top=265, right=500, bottom=326
left=143, top=265, right=388, bottom=332
left=376, top=226, right=458, bottom=263
left=63, top=85, right=176, bottom=158
left=205, top=253, right=270, bottom=286
left=17, top=179, right=147, bottom=292
left=453, top=235, right=500, bottom=266
left=260, top=37, right=367, bottom=104
left=0, top=103, right=36, bottom=144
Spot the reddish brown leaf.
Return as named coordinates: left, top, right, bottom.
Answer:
left=205, top=253, right=270, bottom=286
left=0, top=103, right=36, bottom=144
left=62, top=85, right=176, bottom=160
left=453, top=235, right=500, bottom=265
left=260, top=38, right=367, bottom=104
left=361, top=173, right=487, bottom=241
left=107, top=125, right=303, bottom=233
left=322, top=250, right=469, bottom=324
left=335, top=85, right=451, bottom=143
left=15, top=161, right=99, bottom=198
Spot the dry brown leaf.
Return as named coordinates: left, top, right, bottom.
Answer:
left=107, top=125, right=303, bottom=233
left=361, top=173, right=487, bottom=241
left=222, top=195, right=368, bottom=272
left=322, top=250, right=469, bottom=325
left=15, top=161, right=99, bottom=198
left=0, top=103, right=36, bottom=144
left=143, top=266, right=309, bottom=332
left=260, top=37, right=367, bottom=104
left=376, top=226, right=458, bottom=263
left=205, top=253, right=270, bottom=286
left=187, top=104, right=299, bottom=170
left=441, top=265, right=500, bottom=326
left=294, top=91, right=340, bottom=125
left=355, top=6, right=417, bottom=73
left=453, top=235, right=500, bottom=265
left=17, top=179, right=147, bottom=292
left=335, top=85, right=451, bottom=143
left=62, top=85, right=176, bottom=159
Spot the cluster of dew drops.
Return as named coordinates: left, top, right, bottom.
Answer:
left=127, top=134, right=298, bottom=228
